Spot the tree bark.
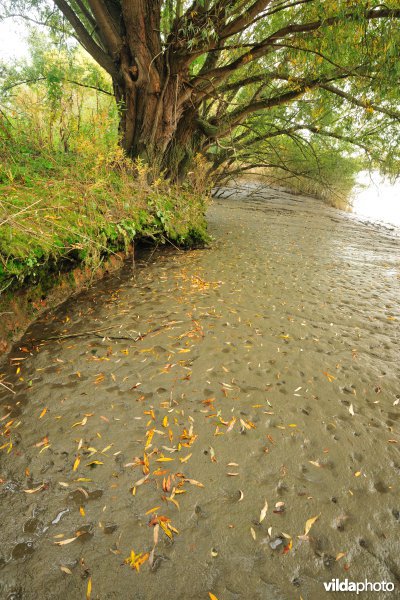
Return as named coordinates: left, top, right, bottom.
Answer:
left=112, top=41, right=203, bottom=179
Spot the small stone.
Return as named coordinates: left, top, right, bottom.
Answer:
left=270, top=537, right=283, bottom=550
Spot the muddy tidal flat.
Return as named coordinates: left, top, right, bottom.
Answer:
left=0, top=186, right=399, bottom=600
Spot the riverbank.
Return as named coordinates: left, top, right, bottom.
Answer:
left=0, top=184, right=399, bottom=599
left=0, top=154, right=208, bottom=355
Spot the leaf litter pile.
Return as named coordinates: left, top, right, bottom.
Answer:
left=0, top=188, right=400, bottom=599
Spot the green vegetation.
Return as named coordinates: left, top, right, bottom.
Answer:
left=252, top=144, right=363, bottom=209
left=1, top=0, right=400, bottom=298
left=0, top=150, right=208, bottom=293
left=1, top=0, right=399, bottom=187
left=0, top=44, right=209, bottom=294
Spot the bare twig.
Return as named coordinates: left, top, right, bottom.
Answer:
left=33, top=321, right=183, bottom=342
left=0, top=381, right=16, bottom=394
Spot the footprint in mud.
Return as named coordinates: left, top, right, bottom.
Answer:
left=350, top=451, right=363, bottom=464
left=68, top=488, right=103, bottom=505
left=11, top=541, right=34, bottom=561
left=373, top=481, right=391, bottom=494
left=156, top=387, right=168, bottom=395
left=103, top=523, right=118, bottom=534
left=76, top=523, right=94, bottom=542
left=23, top=518, right=41, bottom=534
left=62, top=380, right=80, bottom=390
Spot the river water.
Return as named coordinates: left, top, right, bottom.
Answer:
left=0, top=186, right=399, bottom=600
left=351, top=172, right=400, bottom=228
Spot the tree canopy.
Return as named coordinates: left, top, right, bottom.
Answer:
left=1, top=0, right=400, bottom=184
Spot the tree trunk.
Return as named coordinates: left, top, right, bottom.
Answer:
left=113, top=62, right=203, bottom=181
left=111, top=0, right=205, bottom=181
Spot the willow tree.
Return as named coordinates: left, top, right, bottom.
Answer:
left=2, top=0, right=400, bottom=180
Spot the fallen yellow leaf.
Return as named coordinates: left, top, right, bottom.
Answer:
left=304, top=514, right=320, bottom=536
left=86, top=577, right=92, bottom=600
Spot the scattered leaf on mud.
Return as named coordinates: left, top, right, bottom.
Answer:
left=259, top=499, right=268, bottom=523
left=145, top=429, right=154, bottom=448
left=73, top=456, right=81, bottom=471
left=23, top=484, right=45, bottom=494
left=303, top=514, right=320, bottom=537
left=184, top=478, right=204, bottom=487
left=349, top=404, right=355, bottom=416
left=86, top=577, right=92, bottom=600
left=209, top=594, right=219, bottom=600
left=153, top=523, right=159, bottom=546
left=283, top=539, right=293, bottom=554
left=226, top=417, right=236, bottom=433
left=133, top=475, right=149, bottom=488
left=274, top=501, right=285, bottom=513
left=54, top=536, right=79, bottom=546
left=336, top=552, right=347, bottom=561
left=145, top=506, right=161, bottom=515
left=60, top=566, right=72, bottom=575
left=35, top=436, right=49, bottom=448
left=124, top=549, right=149, bottom=572
left=101, top=445, right=112, bottom=454
left=159, top=520, right=173, bottom=539
left=72, top=417, right=88, bottom=427
left=76, top=487, right=89, bottom=499
left=250, top=527, right=256, bottom=540
left=323, top=372, right=336, bottom=382
left=179, top=453, right=192, bottom=463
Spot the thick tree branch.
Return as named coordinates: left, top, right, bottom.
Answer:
left=210, top=74, right=342, bottom=135
left=71, top=0, right=97, bottom=31
left=219, top=0, right=273, bottom=38
left=192, top=7, right=400, bottom=95
left=86, top=0, right=122, bottom=56
left=52, top=0, right=117, bottom=75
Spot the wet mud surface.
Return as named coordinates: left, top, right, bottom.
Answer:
left=0, top=186, right=399, bottom=599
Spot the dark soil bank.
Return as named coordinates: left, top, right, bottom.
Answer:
left=0, top=186, right=399, bottom=600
